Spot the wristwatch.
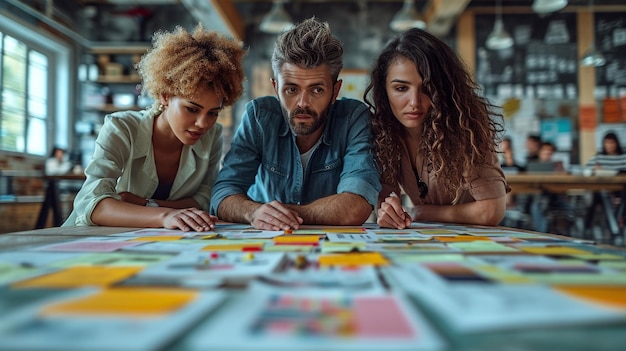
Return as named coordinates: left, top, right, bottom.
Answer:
left=145, top=199, right=159, bottom=207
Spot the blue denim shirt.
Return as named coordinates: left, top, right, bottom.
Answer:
left=210, top=96, right=381, bottom=215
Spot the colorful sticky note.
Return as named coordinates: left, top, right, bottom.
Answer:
left=12, top=266, right=142, bottom=288
left=434, top=236, right=491, bottom=242
left=273, top=235, right=321, bottom=245
left=518, top=246, right=591, bottom=256
left=129, top=236, right=185, bottom=241
left=319, top=252, right=389, bottom=267
left=41, top=288, right=198, bottom=316
left=201, top=242, right=265, bottom=251
left=554, top=285, right=626, bottom=309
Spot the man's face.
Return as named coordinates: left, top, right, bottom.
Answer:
left=272, top=62, right=341, bottom=137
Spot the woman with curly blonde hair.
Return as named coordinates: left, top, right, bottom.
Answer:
left=364, top=28, right=509, bottom=229
left=64, top=24, right=246, bottom=231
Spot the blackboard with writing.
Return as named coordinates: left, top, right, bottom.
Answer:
left=475, top=12, right=578, bottom=99
left=595, top=13, right=626, bottom=90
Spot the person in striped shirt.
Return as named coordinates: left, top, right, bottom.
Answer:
left=586, top=132, right=626, bottom=172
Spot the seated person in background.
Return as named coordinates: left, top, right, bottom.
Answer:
left=525, top=134, right=542, bottom=163
left=586, top=132, right=626, bottom=172
left=364, top=28, right=509, bottom=229
left=63, top=24, right=246, bottom=231
left=499, top=137, right=524, bottom=172
left=526, top=141, right=565, bottom=173
left=45, top=146, right=73, bottom=175
left=210, top=18, right=381, bottom=230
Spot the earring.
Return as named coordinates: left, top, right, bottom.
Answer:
left=157, top=104, right=164, bottom=113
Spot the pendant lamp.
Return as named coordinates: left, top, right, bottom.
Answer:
left=532, top=0, right=568, bottom=14
left=580, top=0, right=605, bottom=67
left=486, top=0, right=513, bottom=50
left=390, top=0, right=426, bottom=32
left=260, top=0, right=294, bottom=34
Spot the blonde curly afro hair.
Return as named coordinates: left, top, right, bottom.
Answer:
left=136, top=23, right=246, bottom=107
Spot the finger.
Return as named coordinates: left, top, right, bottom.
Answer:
left=267, top=202, right=301, bottom=229
left=385, top=197, right=407, bottom=220
left=193, top=211, right=216, bottom=230
left=379, top=203, right=406, bottom=229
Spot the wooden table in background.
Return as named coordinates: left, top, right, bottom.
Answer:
left=34, top=174, right=85, bottom=229
left=506, top=173, right=626, bottom=243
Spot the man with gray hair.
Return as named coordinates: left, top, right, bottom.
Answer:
left=210, top=17, right=381, bottom=230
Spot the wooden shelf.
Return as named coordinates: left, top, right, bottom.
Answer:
left=89, top=45, right=150, bottom=55
left=83, top=104, right=143, bottom=112
left=95, top=75, right=142, bottom=84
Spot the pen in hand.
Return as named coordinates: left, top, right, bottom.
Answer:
left=389, top=192, right=407, bottom=220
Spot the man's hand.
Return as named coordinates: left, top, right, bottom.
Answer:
left=250, top=200, right=303, bottom=230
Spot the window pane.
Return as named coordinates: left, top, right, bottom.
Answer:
left=0, top=33, right=3, bottom=83
left=4, top=35, right=26, bottom=60
left=28, top=63, right=47, bottom=99
left=0, top=108, right=25, bottom=152
left=29, top=50, right=47, bottom=68
left=3, top=55, right=26, bottom=93
left=2, top=89, right=26, bottom=112
left=28, top=97, right=46, bottom=118
left=27, top=117, right=46, bottom=155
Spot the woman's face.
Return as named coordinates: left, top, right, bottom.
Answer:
left=160, top=87, right=223, bottom=145
left=604, top=138, right=618, bottom=155
left=385, top=58, right=432, bottom=132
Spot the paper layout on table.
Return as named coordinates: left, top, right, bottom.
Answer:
left=182, top=290, right=445, bottom=351
left=138, top=251, right=286, bottom=281
left=253, top=254, right=386, bottom=293
left=385, top=263, right=626, bottom=333
left=0, top=288, right=225, bottom=351
left=31, top=240, right=144, bottom=252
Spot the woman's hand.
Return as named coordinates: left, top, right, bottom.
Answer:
left=162, top=208, right=217, bottom=232
left=377, top=194, right=412, bottom=229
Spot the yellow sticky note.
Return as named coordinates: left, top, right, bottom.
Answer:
left=273, top=235, right=321, bottom=244
left=319, top=252, right=389, bottom=266
left=554, top=285, right=626, bottom=309
left=519, top=247, right=591, bottom=255
left=12, top=266, right=142, bottom=289
left=129, top=236, right=184, bottom=241
left=434, top=236, right=491, bottom=242
left=42, top=288, right=198, bottom=316
left=322, top=228, right=366, bottom=233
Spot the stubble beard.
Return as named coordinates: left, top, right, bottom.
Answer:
left=285, top=106, right=328, bottom=136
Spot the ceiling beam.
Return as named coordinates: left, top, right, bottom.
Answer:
left=423, top=0, right=471, bottom=37
left=210, top=0, right=244, bottom=40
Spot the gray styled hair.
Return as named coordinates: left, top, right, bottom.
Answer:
left=271, top=17, right=343, bottom=81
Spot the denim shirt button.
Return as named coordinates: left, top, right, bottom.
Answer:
left=325, top=166, right=330, bottom=170
left=270, top=167, right=275, bottom=172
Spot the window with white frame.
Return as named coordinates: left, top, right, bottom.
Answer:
left=0, top=14, right=71, bottom=157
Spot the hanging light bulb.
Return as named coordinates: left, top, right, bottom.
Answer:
left=486, top=0, right=513, bottom=50
left=579, top=0, right=605, bottom=67
left=580, top=47, right=606, bottom=67
left=532, top=0, right=568, bottom=14
left=389, top=0, right=426, bottom=32
left=260, top=0, right=294, bottom=34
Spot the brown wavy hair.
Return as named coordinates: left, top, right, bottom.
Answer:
left=137, top=23, right=246, bottom=107
left=364, top=28, right=504, bottom=203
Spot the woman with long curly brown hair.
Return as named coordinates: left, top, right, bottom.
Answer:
left=364, top=28, right=509, bottom=229
left=64, top=24, right=246, bottom=231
